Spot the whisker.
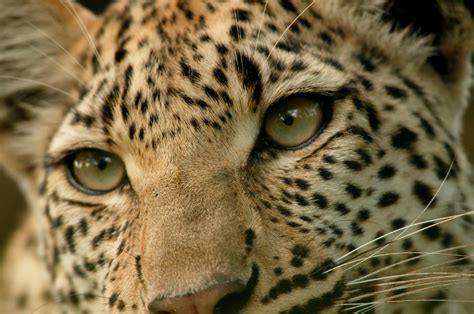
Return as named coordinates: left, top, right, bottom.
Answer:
left=336, top=158, right=455, bottom=274
left=60, top=0, right=105, bottom=71
left=0, top=75, right=76, bottom=99
left=392, top=157, right=455, bottom=240
left=348, top=278, right=472, bottom=304
left=334, top=244, right=473, bottom=277
left=351, top=268, right=474, bottom=286
left=349, top=252, right=471, bottom=286
left=342, top=279, right=472, bottom=313
left=265, top=1, right=316, bottom=61
left=30, top=46, right=87, bottom=87
left=252, top=0, right=269, bottom=55
left=31, top=293, right=111, bottom=313
left=26, top=21, right=87, bottom=72
left=329, top=212, right=473, bottom=274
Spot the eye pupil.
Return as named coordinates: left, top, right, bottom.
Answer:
left=282, top=114, right=294, bottom=126
left=97, top=159, right=108, bottom=171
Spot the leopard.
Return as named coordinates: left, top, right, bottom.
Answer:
left=0, top=0, right=473, bottom=313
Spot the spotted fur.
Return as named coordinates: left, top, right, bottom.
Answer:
left=0, top=0, right=473, bottom=313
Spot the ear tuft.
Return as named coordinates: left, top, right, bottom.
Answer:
left=382, top=0, right=473, bottom=81
left=0, top=0, right=95, bottom=179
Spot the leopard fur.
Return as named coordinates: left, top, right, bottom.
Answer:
left=0, top=0, right=473, bottom=313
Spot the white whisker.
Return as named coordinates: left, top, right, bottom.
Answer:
left=30, top=46, right=87, bottom=87
left=60, top=0, right=105, bottom=70
left=329, top=212, right=473, bottom=274
left=265, top=1, right=316, bottom=61
left=0, top=75, right=76, bottom=99
left=26, top=21, right=87, bottom=72
left=335, top=158, right=456, bottom=275
left=252, top=0, right=269, bottom=55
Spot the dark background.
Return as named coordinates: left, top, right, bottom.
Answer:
left=1, top=0, right=473, bottom=254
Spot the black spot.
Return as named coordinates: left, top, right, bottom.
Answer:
left=421, top=223, right=441, bottom=240
left=213, top=68, right=228, bottom=86
left=180, top=61, right=201, bottom=83
left=291, top=60, right=307, bottom=71
left=391, top=127, right=418, bottom=149
left=357, top=209, right=370, bottom=221
left=109, top=292, right=119, bottom=307
left=235, top=52, right=263, bottom=104
left=378, top=192, right=399, bottom=207
left=117, top=300, right=126, bottom=311
left=290, top=257, right=303, bottom=267
left=279, top=0, right=298, bottom=13
left=309, top=259, right=336, bottom=281
left=284, top=280, right=345, bottom=314
left=277, top=206, right=292, bottom=216
left=233, top=9, right=251, bottom=22
left=413, top=181, right=436, bottom=206
left=345, top=183, right=363, bottom=199
left=245, top=229, right=256, bottom=246
left=292, top=274, right=309, bottom=288
left=312, top=193, right=328, bottom=209
left=319, top=32, right=333, bottom=45
left=323, top=155, right=337, bottom=164
left=114, top=48, right=127, bottom=63
left=291, top=244, right=309, bottom=258
left=120, top=104, right=129, bottom=121
left=419, top=116, right=436, bottom=138
left=65, top=226, right=76, bottom=253
left=356, top=52, right=377, bottom=72
left=276, top=40, right=302, bottom=53
left=363, top=103, right=380, bottom=131
left=294, top=179, right=309, bottom=190
left=433, top=155, right=456, bottom=180
left=318, top=168, right=333, bottom=180
left=196, top=99, right=209, bottom=109
left=335, top=203, right=350, bottom=215
left=229, top=24, right=245, bottom=41
left=128, top=124, right=136, bottom=140
left=351, top=222, right=364, bottom=236
left=410, top=154, right=428, bottom=169
left=348, top=126, right=373, bottom=142
left=385, top=85, right=407, bottom=99
left=375, top=231, right=386, bottom=245
left=294, top=194, right=309, bottom=207
left=101, top=85, right=119, bottom=126
left=378, top=165, right=396, bottom=179
left=402, top=239, right=413, bottom=250
left=391, top=218, right=406, bottom=230
left=204, top=86, right=219, bottom=100
left=343, top=160, right=363, bottom=171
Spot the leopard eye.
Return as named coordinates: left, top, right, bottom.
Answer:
left=66, top=149, right=126, bottom=194
left=263, top=95, right=327, bottom=148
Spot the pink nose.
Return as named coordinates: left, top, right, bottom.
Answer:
left=147, top=281, right=245, bottom=314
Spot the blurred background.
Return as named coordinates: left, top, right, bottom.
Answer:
left=0, top=0, right=473, bottom=254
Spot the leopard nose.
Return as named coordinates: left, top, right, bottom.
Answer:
left=147, top=281, right=245, bottom=314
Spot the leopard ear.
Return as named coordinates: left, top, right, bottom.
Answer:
left=0, top=0, right=97, bottom=181
left=381, top=0, right=473, bottom=83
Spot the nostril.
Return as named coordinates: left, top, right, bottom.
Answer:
left=147, top=281, right=245, bottom=314
left=214, top=265, right=259, bottom=314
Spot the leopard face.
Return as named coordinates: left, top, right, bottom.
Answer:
left=0, top=0, right=473, bottom=313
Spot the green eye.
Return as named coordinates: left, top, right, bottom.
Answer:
left=264, top=95, right=327, bottom=148
left=66, top=149, right=126, bottom=194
